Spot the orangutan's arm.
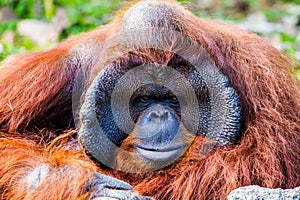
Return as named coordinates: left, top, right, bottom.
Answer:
left=0, top=135, right=150, bottom=200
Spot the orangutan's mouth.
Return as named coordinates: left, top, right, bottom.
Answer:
left=135, top=145, right=185, bottom=161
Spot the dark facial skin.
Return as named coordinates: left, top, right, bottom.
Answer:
left=128, top=84, right=187, bottom=163
left=79, top=50, right=241, bottom=173
left=129, top=84, right=180, bottom=123
left=90, top=60, right=202, bottom=170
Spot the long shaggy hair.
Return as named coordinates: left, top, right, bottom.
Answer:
left=0, top=0, right=299, bottom=199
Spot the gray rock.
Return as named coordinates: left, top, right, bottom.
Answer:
left=0, top=7, right=16, bottom=21
left=228, top=185, right=300, bottom=200
left=17, top=19, right=58, bottom=47
left=51, top=7, right=70, bottom=33
left=0, top=43, right=3, bottom=54
left=16, top=8, right=69, bottom=47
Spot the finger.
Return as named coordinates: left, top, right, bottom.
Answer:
left=92, top=188, right=153, bottom=200
left=92, top=172, right=133, bottom=190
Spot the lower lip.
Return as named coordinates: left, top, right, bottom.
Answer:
left=136, top=147, right=183, bottom=161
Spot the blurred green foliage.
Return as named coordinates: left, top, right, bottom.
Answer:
left=0, top=0, right=121, bottom=36
left=0, top=0, right=121, bottom=60
left=55, top=0, right=121, bottom=37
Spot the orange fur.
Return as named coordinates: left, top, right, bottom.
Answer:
left=0, top=131, right=100, bottom=199
left=0, top=0, right=299, bottom=199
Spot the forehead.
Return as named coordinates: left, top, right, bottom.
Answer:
left=132, top=84, right=176, bottom=97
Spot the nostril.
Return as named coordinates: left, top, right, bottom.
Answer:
left=150, top=110, right=168, bottom=119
